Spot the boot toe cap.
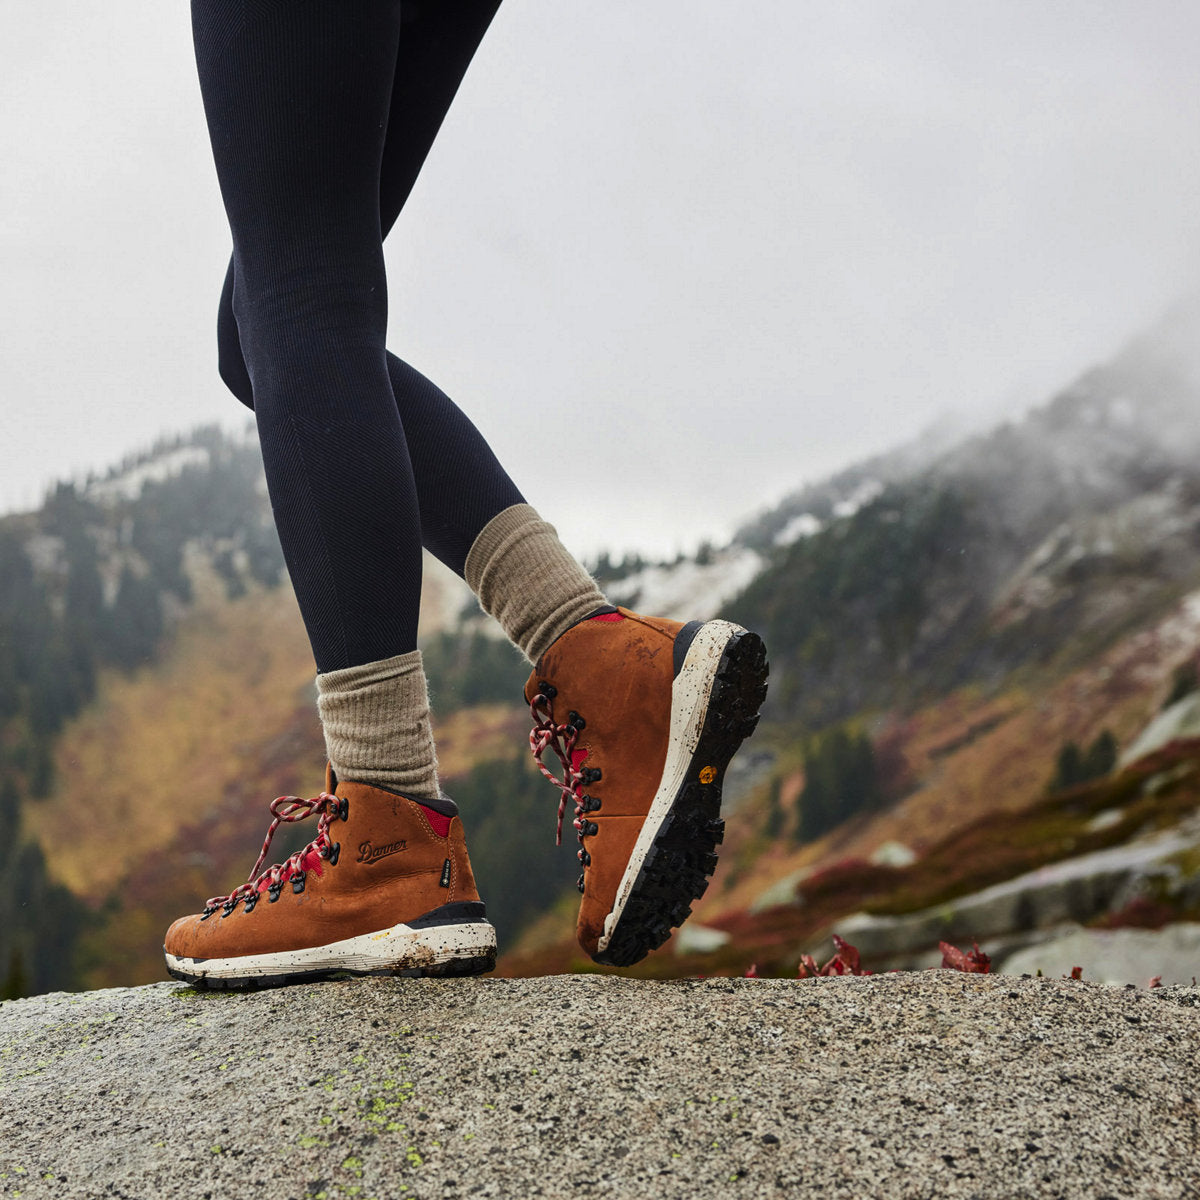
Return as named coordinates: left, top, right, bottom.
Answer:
left=163, top=912, right=207, bottom=959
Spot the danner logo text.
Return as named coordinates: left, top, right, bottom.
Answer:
left=356, top=839, right=407, bottom=864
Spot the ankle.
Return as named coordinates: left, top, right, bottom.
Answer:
left=316, top=649, right=440, bottom=797
left=465, top=503, right=608, bottom=662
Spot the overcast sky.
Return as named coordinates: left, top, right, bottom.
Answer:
left=4, top=2, right=1200, bottom=558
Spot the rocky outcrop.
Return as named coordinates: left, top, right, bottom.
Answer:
left=2, top=974, right=1198, bottom=1199
left=1000, top=923, right=1200, bottom=986
left=1121, top=693, right=1200, bottom=765
left=814, top=822, right=1200, bottom=973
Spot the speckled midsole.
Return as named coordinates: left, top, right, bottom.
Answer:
left=595, top=619, right=741, bottom=956
left=164, top=919, right=497, bottom=982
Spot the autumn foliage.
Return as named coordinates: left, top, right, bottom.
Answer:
left=773, top=935, right=993, bottom=979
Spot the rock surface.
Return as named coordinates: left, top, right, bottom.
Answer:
left=3, top=974, right=1199, bottom=1199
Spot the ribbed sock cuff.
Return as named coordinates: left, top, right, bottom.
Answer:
left=464, top=503, right=608, bottom=663
left=316, top=649, right=440, bottom=799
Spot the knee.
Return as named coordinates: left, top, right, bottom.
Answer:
left=233, top=274, right=389, bottom=411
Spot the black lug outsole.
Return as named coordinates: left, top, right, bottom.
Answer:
left=166, top=949, right=496, bottom=992
left=594, top=628, right=769, bottom=968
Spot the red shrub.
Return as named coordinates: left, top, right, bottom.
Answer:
left=939, top=941, right=992, bottom=974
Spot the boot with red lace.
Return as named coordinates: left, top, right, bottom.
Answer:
left=164, top=649, right=495, bottom=988
left=164, top=764, right=496, bottom=988
left=527, top=608, right=767, bottom=965
left=466, top=504, right=768, bottom=966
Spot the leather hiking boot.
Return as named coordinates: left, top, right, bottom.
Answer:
left=163, top=767, right=496, bottom=989
left=525, top=608, right=768, bottom=966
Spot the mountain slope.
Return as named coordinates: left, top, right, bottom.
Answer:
left=0, top=429, right=560, bottom=992
left=727, top=298, right=1200, bottom=727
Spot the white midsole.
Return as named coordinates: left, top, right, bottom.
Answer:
left=165, top=919, right=496, bottom=981
left=596, top=619, right=742, bottom=955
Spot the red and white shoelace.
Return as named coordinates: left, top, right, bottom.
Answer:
left=203, top=792, right=342, bottom=915
left=528, top=693, right=590, bottom=846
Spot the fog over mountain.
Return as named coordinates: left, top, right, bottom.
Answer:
left=5, top=4, right=1200, bottom=557
left=742, top=297, right=1200, bottom=547
left=725, top=298, right=1200, bottom=723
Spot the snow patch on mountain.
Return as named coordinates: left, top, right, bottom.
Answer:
left=87, top=446, right=211, bottom=504
left=832, top=478, right=884, bottom=519
left=605, top=546, right=764, bottom=621
left=773, top=513, right=822, bottom=546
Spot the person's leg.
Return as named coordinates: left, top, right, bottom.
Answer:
left=196, top=0, right=445, bottom=804
left=167, top=0, right=495, bottom=986
left=211, top=0, right=606, bottom=651
left=214, top=1, right=521, bottom=572
left=376, top=1, right=608, bottom=638
left=379, top=3, right=593, bottom=587
left=196, top=0, right=421, bottom=674
left=214, top=0, right=502, bottom=422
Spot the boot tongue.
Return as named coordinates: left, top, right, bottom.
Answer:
left=588, top=608, right=625, bottom=623
left=325, top=762, right=338, bottom=793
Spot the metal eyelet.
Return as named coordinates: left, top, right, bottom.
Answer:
left=221, top=899, right=237, bottom=917
left=243, top=893, right=258, bottom=913
left=200, top=906, right=216, bottom=921
left=538, top=681, right=557, bottom=700
left=268, top=882, right=283, bottom=903
left=337, top=797, right=349, bottom=822
left=567, top=710, right=586, bottom=731
left=576, top=874, right=585, bottom=893
left=577, top=849, right=591, bottom=866
left=292, top=873, right=306, bottom=894
left=328, top=842, right=341, bottom=866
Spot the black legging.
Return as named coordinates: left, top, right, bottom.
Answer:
left=192, top=0, right=523, bottom=672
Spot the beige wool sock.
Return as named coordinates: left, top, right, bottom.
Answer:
left=316, top=649, right=440, bottom=799
left=465, top=503, right=609, bottom=663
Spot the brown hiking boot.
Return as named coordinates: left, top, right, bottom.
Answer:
left=163, top=767, right=496, bottom=988
left=525, top=608, right=768, bottom=966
